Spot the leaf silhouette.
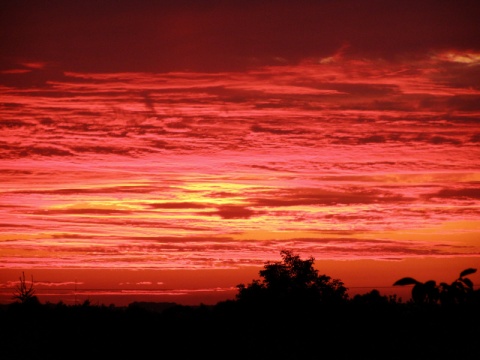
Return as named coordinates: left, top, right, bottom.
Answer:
left=393, top=277, right=420, bottom=286
left=460, top=268, right=477, bottom=278
left=461, top=278, right=474, bottom=289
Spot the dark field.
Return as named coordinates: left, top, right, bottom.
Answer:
left=2, top=297, right=480, bottom=360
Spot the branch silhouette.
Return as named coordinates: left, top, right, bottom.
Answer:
left=12, top=271, right=38, bottom=304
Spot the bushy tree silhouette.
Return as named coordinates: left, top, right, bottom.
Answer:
left=236, top=249, right=348, bottom=306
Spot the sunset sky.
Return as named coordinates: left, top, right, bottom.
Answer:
left=1, top=0, right=479, bottom=306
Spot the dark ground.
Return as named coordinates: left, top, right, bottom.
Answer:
left=1, top=299, right=479, bottom=360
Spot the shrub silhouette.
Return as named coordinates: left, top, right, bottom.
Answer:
left=352, top=289, right=398, bottom=306
left=12, top=272, right=39, bottom=305
left=236, top=249, right=348, bottom=306
left=439, top=268, right=477, bottom=305
left=393, top=268, right=477, bottom=305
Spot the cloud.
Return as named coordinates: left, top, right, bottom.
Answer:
left=427, top=136, right=462, bottom=146
left=470, top=134, right=480, bottom=143
left=250, top=124, right=298, bottom=135
left=356, top=135, right=388, bottom=144
left=437, top=51, right=480, bottom=65
left=31, top=208, right=134, bottom=216
left=71, top=145, right=132, bottom=156
left=426, top=187, right=480, bottom=200
left=148, top=202, right=209, bottom=209
left=2, top=1, right=479, bottom=73
left=15, top=146, right=73, bottom=158
left=10, top=186, right=159, bottom=196
left=214, top=205, right=257, bottom=219
left=1, top=280, right=81, bottom=288
left=0, top=119, right=34, bottom=129
left=124, top=236, right=235, bottom=243
left=446, top=95, right=480, bottom=111
left=0, top=223, right=33, bottom=228
left=252, top=188, right=413, bottom=207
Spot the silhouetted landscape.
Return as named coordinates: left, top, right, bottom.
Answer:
left=1, top=250, right=479, bottom=359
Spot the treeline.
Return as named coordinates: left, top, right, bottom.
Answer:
left=1, top=250, right=480, bottom=359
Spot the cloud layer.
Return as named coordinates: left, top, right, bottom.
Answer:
left=2, top=0, right=480, bottom=72
left=1, top=53, right=479, bottom=271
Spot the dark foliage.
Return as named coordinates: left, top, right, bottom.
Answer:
left=1, top=252, right=479, bottom=360
left=236, top=249, right=348, bottom=308
left=394, top=268, right=478, bottom=305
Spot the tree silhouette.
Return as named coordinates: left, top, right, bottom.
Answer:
left=236, top=249, right=348, bottom=306
left=12, top=271, right=39, bottom=304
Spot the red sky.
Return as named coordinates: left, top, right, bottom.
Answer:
left=1, top=0, right=480, bottom=306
